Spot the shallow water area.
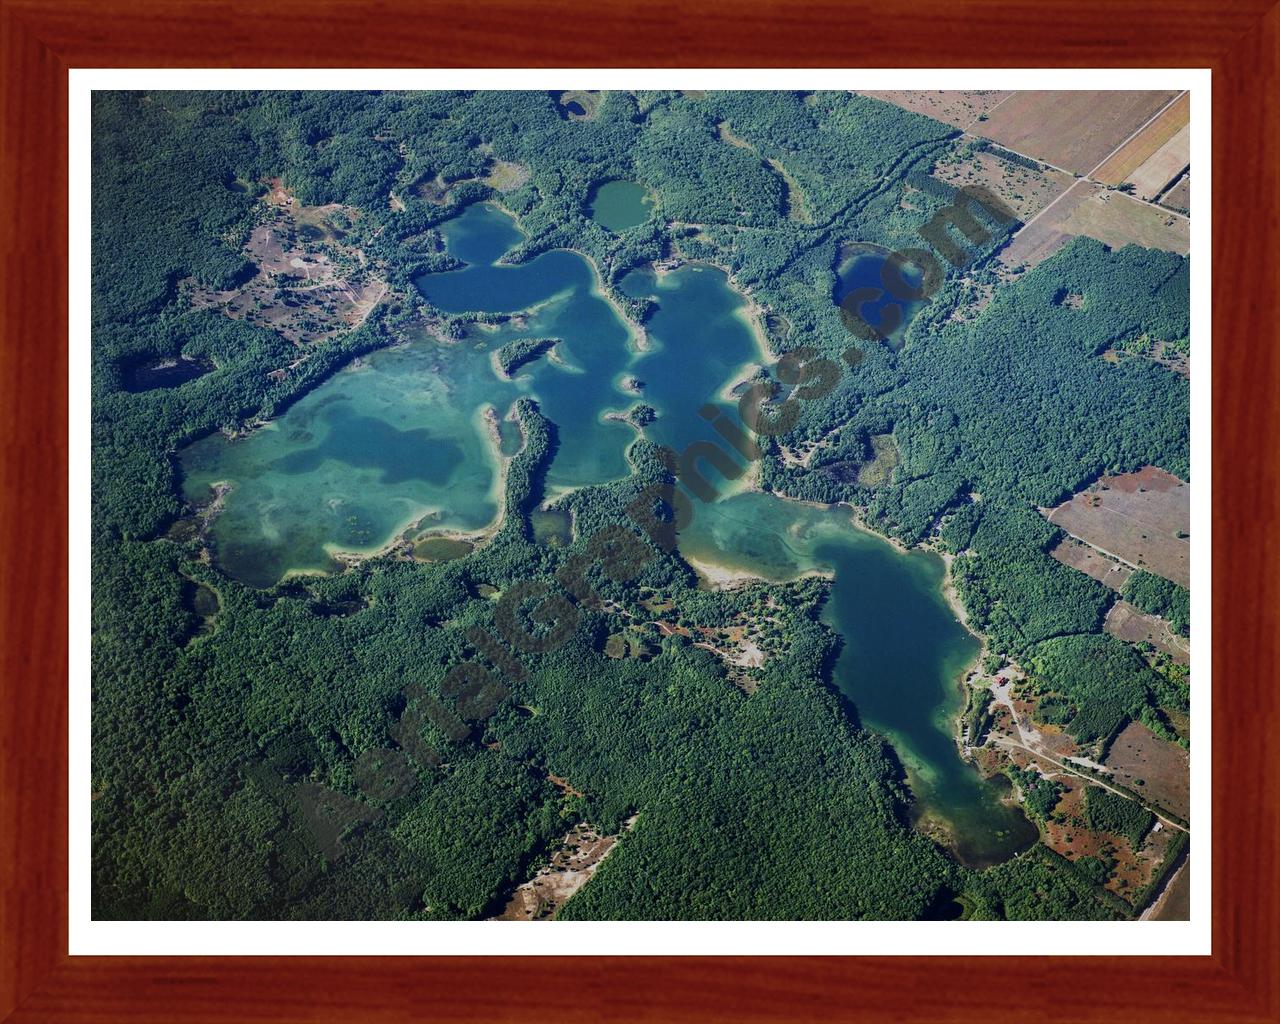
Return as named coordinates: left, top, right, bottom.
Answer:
left=415, top=203, right=637, bottom=490
left=179, top=341, right=505, bottom=589
left=183, top=203, right=768, bottom=587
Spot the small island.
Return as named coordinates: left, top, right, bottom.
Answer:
left=492, top=336, right=560, bottom=379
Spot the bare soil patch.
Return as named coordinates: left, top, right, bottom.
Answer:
left=493, top=817, right=634, bottom=920
left=1049, top=537, right=1133, bottom=591
left=1103, top=721, right=1190, bottom=821
left=1010, top=690, right=1081, bottom=760
left=1038, top=775, right=1172, bottom=906
left=1045, top=467, right=1190, bottom=587
left=694, top=624, right=766, bottom=671
left=190, top=199, right=384, bottom=353
left=973, top=91, right=1179, bottom=175
left=1040, top=778, right=1100, bottom=858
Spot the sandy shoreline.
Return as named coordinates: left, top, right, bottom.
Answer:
left=683, top=552, right=832, bottom=591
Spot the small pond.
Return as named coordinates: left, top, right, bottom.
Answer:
left=589, top=180, right=656, bottom=232
left=124, top=356, right=214, bottom=393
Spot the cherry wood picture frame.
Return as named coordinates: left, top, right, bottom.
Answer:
left=2, top=1, right=1277, bottom=1020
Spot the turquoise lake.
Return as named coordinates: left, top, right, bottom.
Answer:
left=179, top=341, right=505, bottom=588
left=178, top=200, right=1032, bottom=864
left=679, top=494, right=1037, bottom=866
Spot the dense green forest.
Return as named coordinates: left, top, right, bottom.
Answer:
left=91, top=89, right=1188, bottom=922
left=1122, top=571, right=1191, bottom=637
left=1026, top=634, right=1186, bottom=749
left=1085, top=788, right=1156, bottom=851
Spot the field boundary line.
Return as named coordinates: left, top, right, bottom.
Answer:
left=992, top=90, right=1191, bottom=247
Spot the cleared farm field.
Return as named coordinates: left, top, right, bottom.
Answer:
left=1104, top=721, right=1190, bottom=822
left=973, top=91, right=1180, bottom=175
left=932, top=149, right=1073, bottom=221
left=1050, top=536, right=1134, bottom=591
left=1105, top=600, right=1190, bottom=665
left=1058, top=189, right=1189, bottom=255
left=1045, top=466, right=1190, bottom=587
left=1127, top=124, right=1190, bottom=200
left=998, top=180, right=1102, bottom=269
left=1160, top=173, right=1190, bottom=214
left=1093, top=92, right=1190, bottom=185
left=857, top=90, right=1012, bottom=129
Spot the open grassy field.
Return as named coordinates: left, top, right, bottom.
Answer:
left=1044, top=467, right=1191, bottom=587
left=1050, top=536, right=1134, bottom=591
left=484, top=159, right=531, bottom=193
left=717, top=121, right=812, bottom=222
left=972, top=91, right=1180, bottom=175
left=997, top=134, right=1190, bottom=270
left=932, top=149, right=1074, bottom=221
left=1092, top=92, right=1190, bottom=185
left=1057, top=189, right=1189, bottom=255
left=556, top=90, right=602, bottom=120
left=856, top=90, right=1012, bottom=129
left=1104, top=721, right=1190, bottom=821
left=857, top=433, right=900, bottom=487
left=1105, top=600, right=1190, bottom=665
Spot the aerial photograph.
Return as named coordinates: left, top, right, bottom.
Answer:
left=91, top=88, right=1192, bottom=922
